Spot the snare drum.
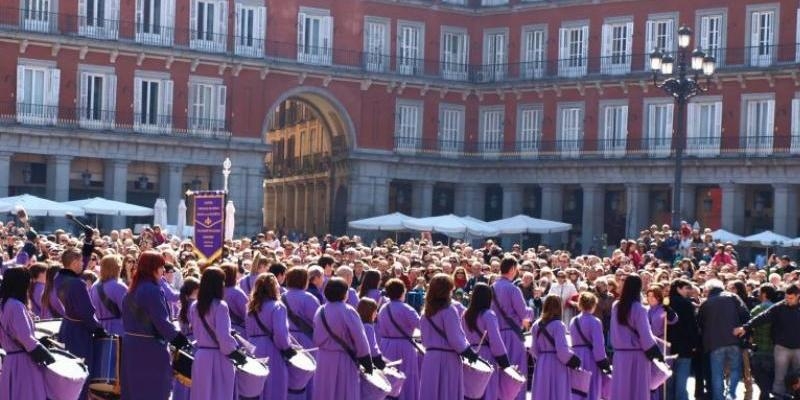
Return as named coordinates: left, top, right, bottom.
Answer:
left=360, top=370, right=392, bottom=400
left=172, top=348, right=194, bottom=387
left=498, top=366, right=526, bottom=400
left=462, top=358, right=494, bottom=399
left=383, top=366, right=406, bottom=397
left=236, top=356, right=269, bottom=398
left=570, top=368, right=592, bottom=397
left=34, top=319, right=63, bottom=342
left=649, top=359, right=672, bottom=391
left=89, top=335, right=121, bottom=394
left=43, top=348, right=89, bottom=400
left=287, top=351, right=316, bottom=391
left=0, top=348, right=5, bottom=373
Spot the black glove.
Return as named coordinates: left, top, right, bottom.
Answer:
left=170, top=333, right=190, bottom=350
left=227, top=349, right=247, bottom=366
left=372, top=356, right=386, bottom=370
left=495, top=354, right=511, bottom=370
left=281, top=348, right=298, bottom=360
left=93, top=327, right=109, bottom=339
left=460, top=347, right=479, bottom=363
left=30, top=344, right=55, bottom=365
left=665, top=306, right=677, bottom=322
left=644, top=345, right=664, bottom=362
left=357, top=355, right=374, bottom=374
left=566, top=355, right=581, bottom=369
left=596, top=358, right=612, bottom=374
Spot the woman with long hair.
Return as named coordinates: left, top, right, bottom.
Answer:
left=312, top=277, right=373, bottom=400
left=531, top=294, right=581, bottom=400
left=610, top=274, right=663, bottom=400
left=461, top=282, right=510, bottom=400
left=40, top=265, right=64, bottom=319
left=419, top=273, right=479, bottom=399
left=452, top=267, right=468, bottom=290
left=221, top=263, right=249, bottom=337
left=172, top=277, right=200, bottom=400
left=190, top=267, right=246, bottom=400
left=282, top=267, right=320, bottom=400
left=0, top=268, right=55, bottom=400
left=357, top=298, right=387, bottom=372
left=120, top=251, right=189, bottom=400
left=246, top=273, right=296, bottom=400
left=569, top=292, right=611, bottom=400
left=376, top=278, right=421, bottom=400
left=358, top=269, right=384, bottom=307
left=27, top=263, right=47, bottom=318
left=89, top=254, right=128, bottom=336
left=240, top=252, right=269, bottom=295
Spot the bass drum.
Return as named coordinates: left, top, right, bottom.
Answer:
left=172, top=348, right=194, bottom=387
left=89, top=335, right=121, bottom=395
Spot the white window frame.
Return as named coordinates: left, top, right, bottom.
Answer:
left=16, top=60, right=59, bottom=125
left=439, top=104, right=464, bottom=157
left=601, top=18, right=633, bottom=75
left=599, top=101, right=628, bottom=158
left=686, top=97, right=722, bottom=157
left=741, top=94, right=775, bottom=156
left=135, top=0, right=175, bottom=46
left=558, top=22, right=589, bottom=77
left=479, top=106, right=505, bottom=156
left=481, top=0, right=508, bottom=5
left=78, top=66, right=116, bottom=129
left=746, top=5, right=778, bottom=67
left=517, top=104, right=543, bottom=156
left=395, top=100, right=423, bottom=153
left=482, top=29, right=508, bottom=82
left=297, top=7, right=333, bottom=66
left=133, top=73, right=173, bottom=134
left=364, top=17, right=390, bottom=73
left=397, top=21, right=424, bottom=76
left=78, top=0, right=119, bottom=39
left=644, top=99, right=674, bottom=157
left=190, top=0, right=228, bottom=53
left=21, top=0, right=53, bottom=32
left=696, top=9, right=726, bottom=66
left=645, top=14, right=677, bottom=68
left=188, top=78, right=227, bottom=135
left=521, top=25, right=546, bottom=79
left=234, top=3, right=266, bottom=58
left=441, top=27, right=469, bottom=81
left=557, top=102, right=584, bottom=158
left=791, top=94, right=800, bottom=153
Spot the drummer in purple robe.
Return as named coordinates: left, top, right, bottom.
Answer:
left=646, top=284, right=678, bottom=400
left=283, top=267, right=321, bottom=400
left=160, top=263, right=181, bottom=319
left=530, top=295, right=582, bottom=400
left=41, top=266, right=64, bottom=319
left=239, top=253, right=268, bottom=295
left=173, top=277, right=200, bottom=400
left=609, top=274, right=664, bottom=400
left=491, top=257, right=533, bottom=400
left=55, top=247, right=106, bottom=399
left=246, top=273, right=297, bottom=400
left=222, top=263, right=249, bottom=337
left=190, top=267, right=248, bottom=400
left=0, top=268, right=56, bottom=400
left=419, top=273, right=480, bottom=399
left=569, top=292, right=611, bottom=400
left=462, top=283, right=511, bottom=400
left=358, top=298, right=388, bottom=371
left=120, top=251, right=190, bottom=400
left=89, top=255, right=128, bottom=336
left=312, top=277, right=374, bottom=400
left=27, top=263, right=47, bottom=318
left=377, top=278, right=421, bottom=400
left=359, top=270, right=385, bottom=308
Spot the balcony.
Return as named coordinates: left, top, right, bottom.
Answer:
left=1, top=8, right=799, bottom=85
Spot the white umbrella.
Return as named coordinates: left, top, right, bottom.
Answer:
left=64, top=197, right=153, bottom=217
left=402, top=214, right=499, bottom=238
left=0, top=202, right=12, bottom=213
left=0, top=194, right=84, bottom=217
left=348, top=212, right=418, bottom=231
left=487, top=214, right=572, bottom=235
left=225, top=201, right=236, bottom=241
left=153, top=198, right=168, bottom=227
left=175, top=200, right=187, bottom=240
left=740, top=230, right=792, bottom=247
left=709, top=229, right=744, bottom=245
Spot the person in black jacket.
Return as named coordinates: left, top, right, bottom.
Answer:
left=667, top=278, right=700, bottom=400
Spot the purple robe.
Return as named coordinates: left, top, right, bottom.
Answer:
left=610, top=301, right=657, bottom=400
left=190, top=299, right=239, bottom=400
left=283, top=288, right=319, bottom=400
left=160, top=278, right=180, bottom=320
left=647, top=304, right=676, bottom=400
left=89, top=279, right=128, bottom=336
left=312, top=302, right=371, bottom=400
left=530, top=318, right=574, bottom=400
left=462, top=309, right=507, bottom=400
left=346, top=288, right=359, bottom=308
left=364, top=288, right=385, bottom=308
left=364, top=323, right=381, bottom=358
left=29, top=282, right=44, bottom=318
left=419, top=304, right=469, bottom=400
left=377, top=300, right=421, bottom=400
left=239, top=273, right=258, bottom=296
left=172, top=318, right=193, bottom=400
left=492, top=277, right=533, bottom=400
left=0, top=298, right=47, bottom=400
left=121, top=280, right=180, bottom=400
left=246, top=300, right=291, bottom=400
left=40, top=290, right=64, bottom=320
left=569, top=312, right=608, bottom=400
left=224, top=286, right=249, bottom=337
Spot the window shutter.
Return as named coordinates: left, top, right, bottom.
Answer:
left=558, top=27, right=568, bottom=61
left=766, top=100, right=775, bottom=134
left=620, top=106, right=628, bottom=141
left=79, top=72, right=89, bottom=115
left=713, top=102, right=722, bottom=139
left=625, top=22, right=633, bottom=54
left=297, top=12, right=306, bottom=55
left=106, top=74, right=116, bottom=120
left=216, top=84, right=226, bottom=130
left=257, top=6, right=266, bottom=42
left=78, top=0, right=87, bottom=27
left=47, top=68, right=60, bottom=107
left=322, top=15, right=332, bottom=59
left=190, top=0, right=197, bottom=39
left=750, top=13, right=760, bottom=48
left=580, top=25, right=589, bottom=60
left=107, top=0, right=119, bottom=35
left=217, top=0, right=227, bottom=46
left=647, top=105, right=656, bottom=140
left=162, top=79, right=173, bottom=121
left=16, top=65, right=25, bottom=105
left=462, top=33, right=469, bottom=66
left=234, top=3, right=242, bottom=45
left=700, top=16, right=709, bottom=50
left=687, top=102, right=698, bottom=139
left=645, top=20, right=654, bottom=53
left=165, top=0, right=175, bottom=41
left=665, top=104, right=674, bottom=141
left=135, top=0, right=143, bottom=33
left=665, top=20, right=674, bottom=51
left=133, top=77, right=142, bottom=119
left=601, top=24, right=611, bottom=58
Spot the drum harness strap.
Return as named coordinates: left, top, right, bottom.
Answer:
left=535, top=319, right=558, bottom=354
left=573, top=318, right=592, bottom=349
left=198, top=312, right=221, bottom=351
left=97, top=282, right=121, bottom=320
left=385, top=305, right=425, bottom=354
left=424, top=311, right=459, bottom=354
left=319, top=308, right=359, bottom=366
left=251, top=306, right=292, bottom=355
left=493, top=287, right=525, bottom=341
left=281, top=294, right=313, bottom=336
left=125, top=294, right=163, bottom=343
left=0, top=302, right=29, bottom=355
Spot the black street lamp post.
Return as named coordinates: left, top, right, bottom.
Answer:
left=650, top=25, right=717, bottom=230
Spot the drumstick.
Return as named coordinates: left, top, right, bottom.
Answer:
left=385, top=359, right=403, bottom=367
left=296, top=347, right=319, bottom=353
